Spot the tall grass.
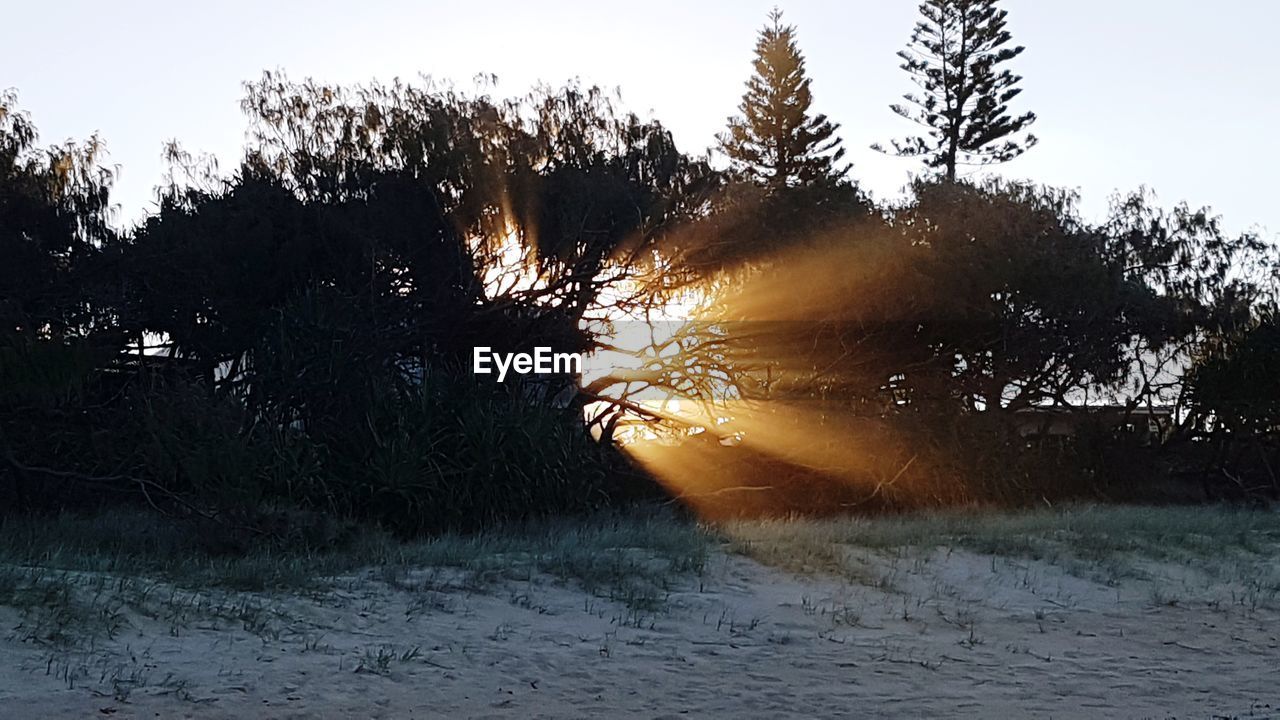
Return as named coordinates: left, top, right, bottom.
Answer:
left=0, top=505, right=709, bottom=594
left=721, top=505, right=1280, bottom=574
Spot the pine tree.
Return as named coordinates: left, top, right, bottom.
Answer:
left=875, top=0, right=1037, bottom=182
left=719, top=9, right=847, bottom=189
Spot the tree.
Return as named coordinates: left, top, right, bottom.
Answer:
left=1176, top=299, right=1280, bottom=501
left=98, top=76, right=718, bottom=530
left=875, top=0, right=1037, bottom=182
left=0, top=92, right=127, bottom=511
left=719, top=9, right=847, bottom=189
left=0, top=91, right=118, bottom=342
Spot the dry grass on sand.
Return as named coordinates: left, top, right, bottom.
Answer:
left=2, top=505, right=1279, bottom=718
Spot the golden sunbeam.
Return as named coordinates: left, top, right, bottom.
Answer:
left=607, top=222, right=974, bottom=519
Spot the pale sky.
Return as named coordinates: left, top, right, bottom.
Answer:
left=8, top=0, right=1278, bottom=238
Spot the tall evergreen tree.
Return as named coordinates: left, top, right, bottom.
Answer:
left=875, top=0, right=1037, bottom=182
left=719, top=9, right=847, bottom=189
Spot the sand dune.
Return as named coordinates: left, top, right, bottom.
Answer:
left=2, top=548, right=1277, bottom=718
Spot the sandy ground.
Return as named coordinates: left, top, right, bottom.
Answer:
left=2, top=548, right=1278, bottom=719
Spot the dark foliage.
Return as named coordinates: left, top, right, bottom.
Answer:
left=2, top=9, right=1277, bottom=539
left=875, top=0, right=1037, bottom=181
left=719, top=9, right=848, bottom=189
left=624, top=180, right=1276, bottom=511
left=1, top=81, right=685, bottom=537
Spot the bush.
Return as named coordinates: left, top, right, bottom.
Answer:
left=310, top=372, right=626, bottom=534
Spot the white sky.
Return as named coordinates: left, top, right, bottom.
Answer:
left=8, top=0, right=1278, bottom=238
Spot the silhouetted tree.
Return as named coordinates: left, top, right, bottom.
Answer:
left=875, top=0, right=1037, bottom=182
left=635, top=176, right=1280, bottom=508
left=1186, top=306, right=1280, bottom=498
left=4, top=49, right=1278, bottom=527
left=97, top=76, right=721, bottom=530
left=0, top=92, right=127, bottom=511
left=0, top=91, right=118, bottom=342
left=719, top=9, right=847, bottom=189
